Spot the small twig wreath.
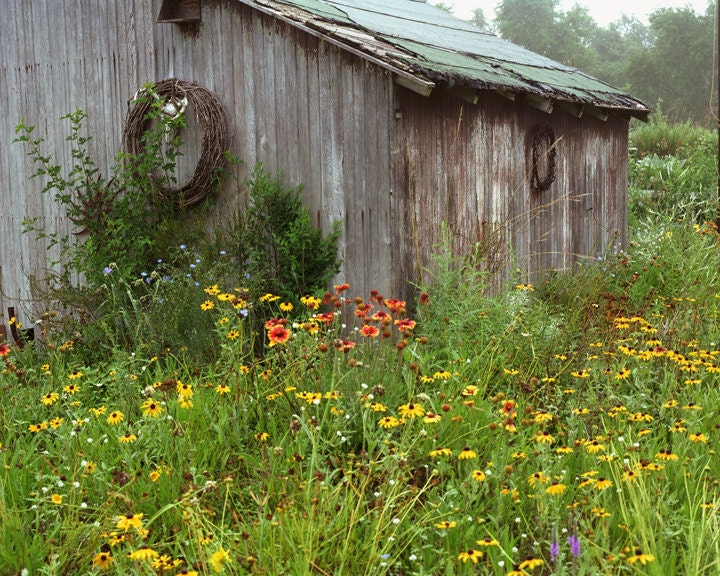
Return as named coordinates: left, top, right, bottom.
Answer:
left=530, top=125, right=558, bottom=194
left=123, top=78, right=228, bottom=208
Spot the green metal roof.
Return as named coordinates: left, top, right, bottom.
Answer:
left=245, top=0, right=649, bottom=119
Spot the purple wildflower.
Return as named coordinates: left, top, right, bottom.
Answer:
left=550, top=538, right=560, bottom=563
left=568, top=534, right=581, bottom=558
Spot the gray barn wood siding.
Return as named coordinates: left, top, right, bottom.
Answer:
left=393, top=88, right=628, bottom=295
left=0, top=0, right=396, bottom=324
left=1, top=0, right=630, bottom=329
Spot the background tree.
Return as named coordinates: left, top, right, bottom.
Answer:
left=468, top=7, right=488, bottom=30
left=625, top=6, right=716, bottom=124
left=485, top=0, right=717, bottom=126
left=495, top=0, right=557, bottom=56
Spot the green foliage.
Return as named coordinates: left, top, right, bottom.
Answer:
left=625, top=6, right=717, bottom=125
left=235, top=164, right=341, bottom=307
left=629, top=116, right=718, bottom=224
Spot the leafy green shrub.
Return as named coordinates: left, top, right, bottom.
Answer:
left=629, top=116, right=717, bottom=224
left=630, top=106, right=712, bottom=158
left=233, top=164, right=342, bottom=307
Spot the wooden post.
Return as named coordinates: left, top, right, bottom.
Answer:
left=8, top=307, right=25, bottom=349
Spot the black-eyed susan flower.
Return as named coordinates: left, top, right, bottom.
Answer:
left=457, top=549, right=483, bottom=563
left=655, top=449, right=679, bottom=461
left=128, top=547, right=158, bottom=561
left=92, top=552, right=113, bottom=569
left=584, top=439, right=605, bottom=454
left=216, top=384, right=231, bottom=395
left=591, top=506, right=611, bottom=517
left=118, top=432, right=137, bottom=444
left=141, top=398, right=163, bottom=418
left=152, top=555, right=180, bottom=570
left=429, top=447, right=452, bottom=458
left=434, top=520, right=456, bottom=529
left=476, top=536, right=499, bottom=547
left=546, top=482, right=566, bottom=495
left=366, top=402, right=387, bottom=412
left=178, top=397, right=193, bottom=409
left=200, top=300, right=215, bottom=311
left=615, top=367, right=631, bottom=380
left=89, top=406, right=107, bottom=418
left=107, top=411, right=124, bottom=425
left=177, top=381, right=193, bottom=399
left=68, top=370, right=83, bottom=380
left=682, top=402, right=702, bottom=411
left=209, top=547, right=232, bottom=572
left=279, top=302, right=294, bottom=313
left=595, top=477, right=613, bottom=490
left=63, top=383, right=80, bottom=394
left=398, top=403, right=425, bottom=419
left=622, top=469, right=640, bottom=483
left=117, top=513, right=144, bottom=531
left=689, top=432, right=708, bottom=443
left=669, top=420, right=687, bottom=433
left=626, top=549, right=655, bottom=565
left=535, top=430, right=555, bottom=445
left=48, top=417, right=64, bottom=430
left=423, top=412, right=442, bottom=424
left=301, top=295, right=322, bottom=310
left=471, top=470, right=486, bottom=482
left=519, top=558, right=544, bottom=570
left=378, top=416, right=401, bottom=429
left=533, top=411, right=553, bottom=424
left=458, top=447, right=477, bottom=460
left=527, top=471, right=549, bottom=487
left=41, top=392, right=59, bottom=406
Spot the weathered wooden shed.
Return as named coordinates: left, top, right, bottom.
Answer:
left=0, top=0, right=648, bottom=329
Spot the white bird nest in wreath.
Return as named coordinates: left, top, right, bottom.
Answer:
left=123, top=78, right=228, bottom=208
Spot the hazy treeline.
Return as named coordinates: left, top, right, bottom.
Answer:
left=437, top=0, right=718, bottom=126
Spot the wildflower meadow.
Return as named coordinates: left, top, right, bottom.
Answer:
left=2, top=114, right=719, bottom=575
